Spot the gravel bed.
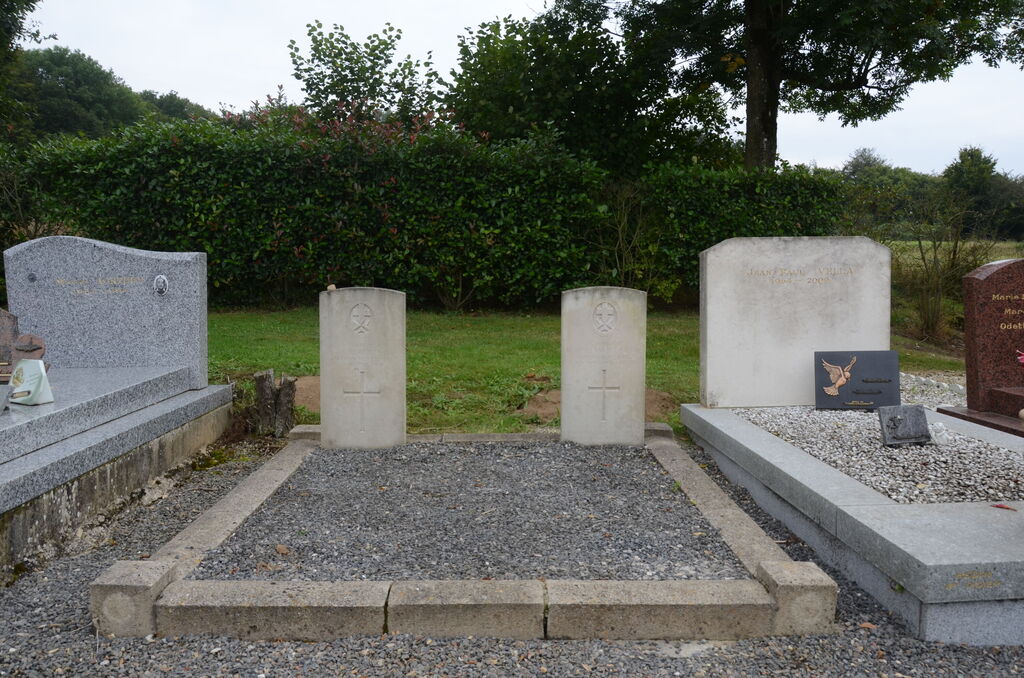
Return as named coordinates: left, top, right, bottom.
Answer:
left=734, top=378, right=1024, bottom=504
left=191, top=441, right=748, bottom=581
left=3, top=435, right=1022, bottom=676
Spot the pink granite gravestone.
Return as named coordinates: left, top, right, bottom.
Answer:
left=938, top=259, right=1024, bottom=434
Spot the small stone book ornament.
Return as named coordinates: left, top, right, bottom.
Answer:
left=8, top=359, right=54, bottom=406
left=878, top=404, right=931, bottom=447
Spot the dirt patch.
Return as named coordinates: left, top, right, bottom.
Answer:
left=294, top=376, right=320, bottom=412
left=296, top=375, right=676, bottom=423
left=519, top=388, right=677, bottom=423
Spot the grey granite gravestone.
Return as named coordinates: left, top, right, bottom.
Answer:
left=1, top=384, right=10, bottom=414
left=4, top=236, right=207, bottom=389
left=878, top=404, right=931, bottom=446
left=814, top=350, right=900, bottom=410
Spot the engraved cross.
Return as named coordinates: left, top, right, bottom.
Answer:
left=342, top=369, right=381, bottom=432
left=587, top=368, right=620, bottom=422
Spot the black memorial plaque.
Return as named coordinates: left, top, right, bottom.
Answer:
left=878, top=404, right=931, bottom=446
left=814, top=350, right=900, bottom=410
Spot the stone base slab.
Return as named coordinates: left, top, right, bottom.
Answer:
left=937, top=405, right=1024, bottom=438
left=683, top=403, right=1024, bottom=645
left=388, top=580, right=544, bottom=639
left=156, top=580, right=390, bottom=640
left=546, top=580, right=773, bottom=640
left=94, top=427, right=836, bottom=641
left=2, top=394, right=231, bottom=575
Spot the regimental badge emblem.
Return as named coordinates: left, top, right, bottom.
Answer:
left=821, top=356, right=857, bottom=396
left=593, top=302, right=617, bottom=335
left=350, top=303, right=373, bottom=334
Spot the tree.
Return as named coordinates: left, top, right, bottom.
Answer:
left=1, top=0, right=45, bottom=143
left=446, top=10, right=737, bottom=172
left=289, top=20, right=440, bottom=123
left=139, top=89, right=215, bottom=121
left=567, top=0, right=1024, bottom=168
left=14, top=46, right=152, bottom=138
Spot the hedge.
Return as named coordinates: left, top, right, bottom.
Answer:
left=9, top=111, right=845, bottom=308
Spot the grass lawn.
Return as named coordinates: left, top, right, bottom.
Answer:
left=209, top=308, right=960, bottom=434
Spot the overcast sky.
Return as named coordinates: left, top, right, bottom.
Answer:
left=25, top=0, right=1024, bottom=176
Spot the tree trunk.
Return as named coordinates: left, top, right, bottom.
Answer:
left=744, top=0, right=781, bottom=169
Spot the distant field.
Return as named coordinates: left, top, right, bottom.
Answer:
left=209, top=309, right=961, bottom=433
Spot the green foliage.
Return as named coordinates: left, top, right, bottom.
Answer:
left=595, top=0, right=1024, bottom=166
left=22, top=109, right=605, bottom=308
left=289, top=21, right=440, bottom=124
left=15, top=101, right=840, bottom=309
left=446, top=11, right=737, bottom=173
left=139, top=89, right=216, bottom=121
left=14, top=47, right=152, bottom=138
left=637, top=163, right=846, bottom=290
left=0, top=0, right=43, bottom=145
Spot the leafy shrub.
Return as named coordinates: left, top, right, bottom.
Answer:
left=600, top=163, right=846, bottom=297
left=23, top=110, right=605, bottom=308
left=17, top=109, right=842, bottom=309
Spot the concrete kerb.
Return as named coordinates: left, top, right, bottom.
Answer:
left=92, top=427, right=838, bottom=641
left=90, top=439, right=320, bottom=636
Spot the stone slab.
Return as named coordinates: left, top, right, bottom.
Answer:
left=756, top=560, right=838, bottom=635
left=681, top=404, right=894, bottom=534
left=700, top=237, right=890, bottom=407
left=320, top=287, right=406, bottom=448
left=684, top=402, right=1024, bottom=644
left=645, top=434, right=790, bottom=573
left=91, top=559, right=179, bottom=637
left=560, top=286, right=646, bottom=445
left=4, top=236, right=208, bottom=389
left=0, top=366, right=192, bottom=465
left=153, top=440, right=317, bottom=573
left=155, top=580, right=389, bottom=640
left=0, top=385, right=231, bottom=513
left=3, top=403, right=230, bottom=573
left=878, top=404, right=930, bottom=446
left=388, top=580, right=545, bottom=639
left=926, top=408, right=1024, bottom=452
left=936, top=406, right=1024, bottom=438
left=836, top=501, right=1024, bottom=603
left=546, top=580, right=774, bottom=640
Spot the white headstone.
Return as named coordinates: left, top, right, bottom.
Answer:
left=561, top=286, right=646, bottom=445
left=320, top=287, right=406, bottom=448
left=700, top=236, right=890, bottom=407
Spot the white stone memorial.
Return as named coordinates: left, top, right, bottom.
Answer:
left=8, top=359, right=53, bottom=405
left=700, top=236, right=890, bottom=407
left=561, top=286, right=646, bottom=445
left=320, top=287, right=406, bottom=448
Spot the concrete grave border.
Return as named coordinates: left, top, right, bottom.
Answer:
left=90, top=424, right=836, bottom=641
left=682, top=403, right=1024, bottom=646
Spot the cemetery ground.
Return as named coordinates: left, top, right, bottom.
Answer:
left=208, top=309, right=964, bottom=434
left=5, top=310, right=1017, bottom=676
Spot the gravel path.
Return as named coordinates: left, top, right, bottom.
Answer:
left=2, top=430, right=1023, bottom=675
left=191, top=442, right=748, bottom=581
left=734, top=379, right=1024, bottom=504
